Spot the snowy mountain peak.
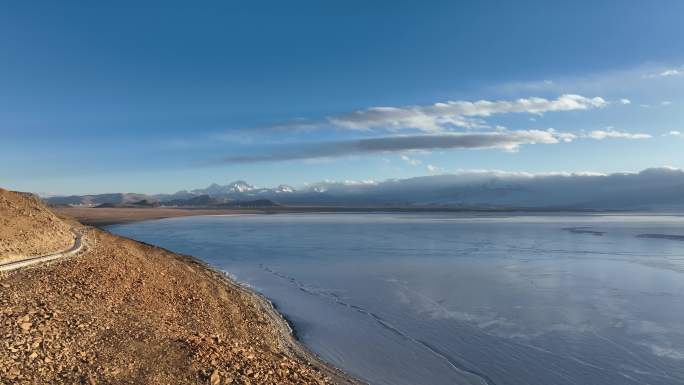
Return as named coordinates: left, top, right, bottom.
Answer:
left=275, top=185, right=295, bottom=193
left=227, top=181, right=255, bottom=193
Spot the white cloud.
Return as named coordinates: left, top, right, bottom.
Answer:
left=217, top=129, right=575, bottom=163
left=661, top=101, right=673, bottom=106
left=400, top=154, right=422, bottom=166
left=327, top=94, right=608, bottom=133
left=215, top=125, right=659, bottom=164
left=426, top=164, right=438, bottom=173
left=586, top=129, right=652, bottom=140
left=292, top=167, right=684, bottom=209
left=665, top=130, right=682, bottom=137
left=644, top=68, right=683, bottom=79
left=548, top=128, right=577, bottom=143
left=619, top=98, right=632, bottom=105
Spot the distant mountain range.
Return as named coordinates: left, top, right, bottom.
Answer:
left=47, top=193, right=154, bottom=207
left=44, top=167, right=684, bottom=210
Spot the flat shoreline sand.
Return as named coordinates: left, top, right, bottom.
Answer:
left=54, top=207, right=254, bottom=227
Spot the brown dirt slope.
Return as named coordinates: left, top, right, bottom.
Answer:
left=0, top=192, right=361, bottom=385
left=0, top=189, right=73, bottom=261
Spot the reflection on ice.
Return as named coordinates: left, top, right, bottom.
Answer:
left=109, top=213, right=684, bottom=385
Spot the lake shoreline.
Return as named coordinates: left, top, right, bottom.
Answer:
left=54, top=207, right=254, bottom=227
left=89, top=216, right=367, bottom=385
left=187, top=252, right=366, bottom=385
left=1, top=187, right=366, bottom=384
left=55, top=206, right=651, bottom=229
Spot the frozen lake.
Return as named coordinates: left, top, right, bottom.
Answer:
left=109, top=213, right=684, bottom=385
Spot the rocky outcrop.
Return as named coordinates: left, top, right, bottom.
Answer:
left=0, top=189, right=73, bottom=261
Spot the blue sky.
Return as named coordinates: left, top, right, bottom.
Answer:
left=2, top=1, right=684, bottom=195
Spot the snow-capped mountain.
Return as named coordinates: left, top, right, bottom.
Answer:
left=192, top=181, right=256, bottom=195
left=275, top=185, right=295, bottom=193
left=45, top=167, right=684, bottom=210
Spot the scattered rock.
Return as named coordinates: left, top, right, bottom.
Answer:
left=210, top=369, right=221, bottom=385
left=0, top=189, right=356, bottom=385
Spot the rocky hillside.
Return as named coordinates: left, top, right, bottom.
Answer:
left=0, top=225, right=358, bottom=385
left=0, top=188, right=73, bottom=261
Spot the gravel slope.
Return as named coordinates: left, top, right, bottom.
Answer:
left=0, top=190, right=363, bottom=385
left=0, top=189, right=73, bottom=262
